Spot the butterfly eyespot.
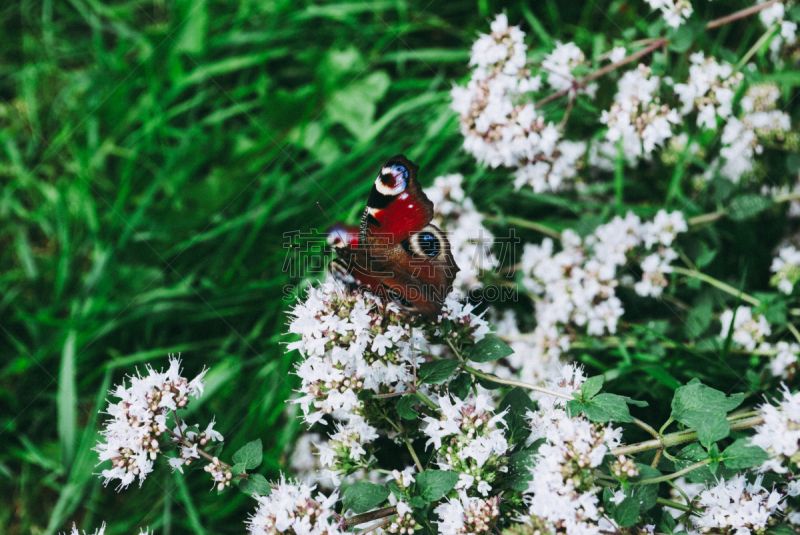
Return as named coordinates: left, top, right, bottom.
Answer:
left=375, top=164, right=408, bottom=196
left=410, top=225, right=445, bottom=258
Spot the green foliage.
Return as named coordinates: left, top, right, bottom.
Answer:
left=343, top=482, right=391, bottom=514
left=466, top=337, right=515, bottom=363
left=415, top=470, right=459, bottom=502
left=419, top=360, right=461, bottom=384
left=670, top=380, right=744, bottom=447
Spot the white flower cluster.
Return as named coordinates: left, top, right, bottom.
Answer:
left=94, top=356, right=208, bottom=490
left=521, top=365, right=623, bottom=535
left=317, top=418, right=378, bottom=485
left=674, top=53, right=742, bottom=130
left=689, top=474, right=785, bottom=534
left=435, top=493, right=500, bottom=535
left=719, top=306, right=771, bottom=352
left=425, top=174, right=498, bottom=293
left=542, top=42, right=597, bottom=98
left=758, top=0, right=798, bottom=61
left=645, top=0, right=694, bottom=28
left=720, top=306, right=800, bottom=378
left=750, top=385, right=800, bottom=474
left=519, top=211, right=687, bottom=361
left=168, top=419, right=225, bottom=478
left=712, top=83, right=791, bottom=183
left=769, top=341, right=799, bottom=380
left=436, top=295, right=492, bottom=346
left=288, top=280, right=421, bottom=425
left=423, top=394, right=509, bottom=496
left=246, top=475, right=343, bottom=535
left=600, top=64, right=680, bottom=164
left=451, top=15, right=587, bottom=193
left=771, top=244, right=800, bottom=295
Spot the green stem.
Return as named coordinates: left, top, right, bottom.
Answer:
left=402, top=434, right=424, bottom=473
left=672, top=267, right=761, bottom=306
left=632, top=460, right=710, bottom=485
left=413, top=389, right=439, bottom=411
left=656, top=497, right=694, bottom=514
left=612, top=415, right=764, bottom=456
left=484, top=215, right=562, bottom=240
left=736, top=23, right=779, bottom=69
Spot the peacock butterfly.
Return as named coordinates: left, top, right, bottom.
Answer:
left=327, top=155, right=459, bottom=318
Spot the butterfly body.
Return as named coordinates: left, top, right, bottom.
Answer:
left=328, top=155, right=459, bottom=318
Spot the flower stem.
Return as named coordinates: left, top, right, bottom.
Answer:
left=484, top=215, right=562, bottom=240
left=632, top=460, right=710, bottom=485
left=656, top=497, right=694, bottom=513
left=671, top=266, right=761, bottom=306
left=705, top=0, right=781, bottom=30
left=611, top=415, right=764, bottom=456
left=401, top=432, right=425, bottom=472
left=736, top=23, right=780, bottom=69
left=343, top=506, right=398, bottom=528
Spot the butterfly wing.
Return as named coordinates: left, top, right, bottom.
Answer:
left=328, top=156, right=459, bottom=318
left=359, top=155, right=433, bottom=245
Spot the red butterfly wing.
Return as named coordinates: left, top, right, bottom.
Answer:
left=359, top=155, right=433, bottom=244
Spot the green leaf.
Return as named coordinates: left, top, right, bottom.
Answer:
left=326, top=71, right=391, bottom=141
left=415, top=470, right=459, bottom=502
left=627, top=464, right=661, bottom=512
left=466, top=337, right=514, bottom=363
left=674, top=443, right=736, bottom=483
left=504, top=448, right=539, bottom=491
left=408, top=496, right=427, bottom=509
left=476, top=375, right=503, bottom=390
left=668, top=21, right=704, bottom=53
left=419, top=360, right=460, bottom=384
left=499, top=387, right=536, bottom=442
left=613, top=497, right=639, bottom=527
left=660, top=509, right=677, bottom=534
left=448, top=373, right=472, bottom=401
left=396, top=395, right=420, bottom=420
left=721, top=438, right=768, bottom=470
left=767, top=526, right=798, bottom=535
left=580, top=375, right=604, bottom=399
left=239, top=474, right=272, bottom=496
left=579, top=393, right=635, bottom=423
left=232, top=462, right=246, bottom=476
left=686, top=293, right=713, bottom=338
left=727, top=194, right=773, bottom=221
left=343, top=482, right=391, bottom=513
left=232, top=439, right=263, bottom=470
left=358, top=389, right=374, bottom=401
left=695, top=243, right=717, bottom=269
left=670, top=382, right=743, bottom=447
left=620, top=396, right=649, bottom=408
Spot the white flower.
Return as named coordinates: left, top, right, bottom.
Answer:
left=690, top=474, right=785, bottom=533
left=423, top=394, right=509, bottom=495
left=542, top=42, right=591, bottom=95
left=93, top=356, right=208, bottom=490
left=435, top=493, right=500, bottom=535
left=425, top=175, right=498, bottom=292
left=768, top=341, right=799, bottom=379
left=646, top=0, right=693, bottom=28
left=719, top=307, right=771, bottom=351
left=609, top=46, right=626, bottom=63
left=771, top=245, right=800, bottom=295
left=246, top=475, right=343, bottom=535
left=521, top=373, right=623, bottom=535
left=289, top=281, right=421, bottom=424
left=749, top=385, right=800, bottom=473
left=600, top=65, right=678, bottom=164
left=673, top=53, right=742, bottom=130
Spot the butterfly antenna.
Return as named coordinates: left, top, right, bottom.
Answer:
left=316, top=202, right=348, bottom=246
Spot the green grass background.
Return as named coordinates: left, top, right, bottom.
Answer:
left=0, top=0, right=792, bottom=533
